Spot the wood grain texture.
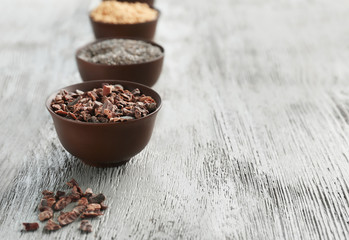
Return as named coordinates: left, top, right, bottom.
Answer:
left=1, top=0, right=349, bottom=239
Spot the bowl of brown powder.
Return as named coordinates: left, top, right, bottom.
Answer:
left=75, top=38, right=164, bottom=87
left=89, top=1, right=159, bottom=40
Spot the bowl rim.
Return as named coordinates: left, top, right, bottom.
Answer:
left=89, top=6, right=161, bottom=26
left=75, top=37, right=165, bottom=67
left=46, top=80, right=162, bottom=126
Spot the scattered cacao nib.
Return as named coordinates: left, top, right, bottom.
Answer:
left=66, top=178, right=79, bottom=188
left=22, top=222, right=39, bottom=231
left=86, top=203, right=101, bottom=211
left=67, top=179, right=83, bottom=194
left=72, top=205, right=87, bottom=215
left=24, top=179, right=108, bottom=234
left=38, top=207, right=53, bottom=221
left=38, top=199, right=48, bottom=211
left=78, top=197, right=89, bottom=206
left=80, top=209, right=103, bottom=219
left=58, top=205, right=86, bottom=226
left=100, top=202, right=108, bottom=210
left=45, top=198, right=56, bottom=208
left=55, top=191, right=65, bottom=200
left=69, top=194, right=81, bottom=202
left=39, top=206, right=52, bottom=212
left=54, top=197, right=72, bottom=211
left=51, top=84, right=157, bottom=123
left=58, top=211, right=79, bottom=226
left=84, top=188, right=93, bottom=198
left=44, top=219, right=61, bottom=231
left=89, top=193, right=105, bottom=204
left=72, top=185, right=83, bottom=196
left=38, top=198, right=55, bottom=210
left=42, top=190, right=54, bottom=197
left=80, top=220, right=92, bottom=233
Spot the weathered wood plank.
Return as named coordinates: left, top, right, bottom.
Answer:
left=1, top=0, right=349, bottom=239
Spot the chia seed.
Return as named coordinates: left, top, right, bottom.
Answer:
left=78, top=39, right=163, bottom=65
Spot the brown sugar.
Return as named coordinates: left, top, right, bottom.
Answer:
left=90, top=1, right=158, bottom=24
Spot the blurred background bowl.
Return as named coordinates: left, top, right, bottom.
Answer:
left=112, top=0, right=155, bottom=7
left=46, top=80, right=162, bottom=168
left=75, top=38, right=164, bottom=87
left=89, top=8, right=160, bottom=40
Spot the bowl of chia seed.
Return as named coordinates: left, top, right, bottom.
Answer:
left=76, top=38, right=164, bottom=87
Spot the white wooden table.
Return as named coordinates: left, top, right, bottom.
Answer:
left=1, top=0, right=349, bottom=239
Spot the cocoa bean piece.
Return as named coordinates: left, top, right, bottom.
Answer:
left=44, top=219, right=61, bottom=231
left=58, top=211, right=79, bottom=226
left=55, top=191, right=65, bottom=200
left=54, top=197, right=72, bottom=211
left=22, top=222, right=39, bottom=231
left=86, top=203, right=101, bottom=211
left=89, top=193, right=105, bottom=204
left=100, top=202, right=108, bottom=210
left=80, top=210, right=103, bottom=219
left=78, top=197, right=89, bottom=206
left=80, top=220, right=92, bottom=233
left=38, top=208, right=53, bottom=221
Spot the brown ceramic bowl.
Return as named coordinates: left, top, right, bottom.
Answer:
left=117, top=0, right=154, bottom=7
left=46, top=80, right=162, bottom=168
left=75, top=38, right=164, bottom=87
left=89, top=8, right=160, bottom=40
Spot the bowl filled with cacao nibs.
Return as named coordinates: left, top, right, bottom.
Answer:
left=76, top=38, right=164, bottom=87
left=46, top=80, right=162, bottom=167
left=89, top=1, right=159, bottom=40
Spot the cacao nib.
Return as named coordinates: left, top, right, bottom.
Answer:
left=55, top=191, right=65, bottom=200
left=69, top=193, right=81, bottom=202
left=67, top=96, right=81, bottom=106
left=54, top=197, right=72, bottom=211
left=58, top=205, right=86, bottom=226
left=72, top=185, right=83, bottom=196
left=84, top=188, right=93, bottom=197
left=86, top=203, right=101, bottom=211
left=80, top=210, right=103, bottom=219
left=38, top=198, right=55, bottom=210
left=66, top=178, right=79, bottom=188
left=72, top=205, right=87, bottom=215
left=68, top=112, right=77, bottom=120
left=44, top=219, right=61, bottom=231
left=45, top=198, right=56, bottom=208
left=38, top=199, right=48, bottom=211
left=100, top=202, right=108, bottom=210
left=89, top=193, right=105, bottom=204
left=80, top=220, right=92, bottom=233
left=58, top=211, right=79, bottom=226
left=38, top=207, right=53, bottom=221
left=22, top=222, right=39, bottom=231
left=55, top=110, right=68, bottom=116
left=67, top=179, right=83, bottom=195
left=78, top=197, right=89, bottom=206
left=42, top=190, right=54, bottom=197
left=51, top=104, right=61, bottom=110
left=103, top=85, right=113, bottom=96
left=51, top=84, right=157, bottom=123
